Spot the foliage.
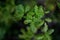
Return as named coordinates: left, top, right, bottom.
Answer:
left=0, top=0, right=60, bottom=40
left=0, top=0, right=15, bottom=39
left=19, top=5, right=54, bottom=40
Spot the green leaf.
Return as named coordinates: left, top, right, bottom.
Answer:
left=42, top=23, right=48, bottom=33
left=47, top=29, right=54, bottom=35
left=35, top=35, right=44, bottom=40
left=30, top=22, right=37, bottom=33
left=45, top=18, right=52, bottom=22
left=57, top=2, right=60, bottom=8
left=37, top=20, right=44, bottom=28
left=34, top=5, right=38, bottom=14
left=38, top=6, right=44, bottom=18
left=24, top=20, right=32, bottom=24
left=44, top=33, right=52, bottom=40
left=45, top=11, right=50, bottom=14
left=0, top=28, right=6, bottom=40
left=25, top=5, right=30, bottom=13
left=14, top=4, right=24, bottom=21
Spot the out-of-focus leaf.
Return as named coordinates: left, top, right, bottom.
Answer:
left=38, top=6, right=44, bottom=18
left=24, top=20, right=32, bottom=24
left=37, top=20, right=44, bottom=28
left=45, top=11, right=50, bottom=14
left=44, top=33, right=52, bottom=40
left=47, top=29, right=54, bottom=35
left=45, top=0, right=56, bottom=11
left=35, top=35, right=44, bottom=40
left=14, top=4, right=24, bottom=21
left=57, top=2, right=60, bottom=8
left=34, top=5, right=38, bottom=14
left=45, top=18, right=52, bottom=22
left=0, top=28, right=6, bottom=40
left=30, top=22, right=37, bottom=33
left=42, top=23, right=48, bottom=33
left=25, top=5, right=30, bottom=13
